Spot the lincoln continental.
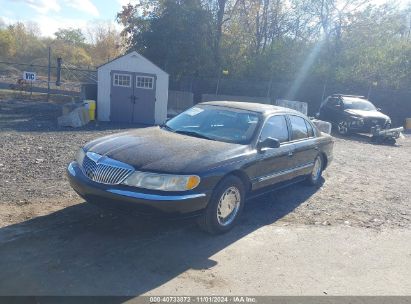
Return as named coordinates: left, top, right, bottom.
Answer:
left=67, top=101, right=334, bottom=234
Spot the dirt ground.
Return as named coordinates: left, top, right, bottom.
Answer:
left=1, top=98, right=411, bottom=296
left=1, top=98, right=410, bottom=229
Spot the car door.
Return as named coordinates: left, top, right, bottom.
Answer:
left=248, top=115, right=295, bottom=191
left=321, top=97, right=341, bottom=123
left=286, top=115, right=318, bottom=178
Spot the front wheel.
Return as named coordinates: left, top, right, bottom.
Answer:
left=197, top=175, right=245, bottom=234
left=337, top=120, right=350, bottom=136
left=306, top=155, right=323, bottom=186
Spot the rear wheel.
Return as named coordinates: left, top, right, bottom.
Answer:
left=306, top=155, right=323, bottom=186
left=197, top=175, right=245, bottom=234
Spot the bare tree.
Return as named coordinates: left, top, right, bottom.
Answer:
left=86, top=21, right=122, bottom=64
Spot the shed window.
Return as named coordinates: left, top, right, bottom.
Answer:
left=113, top=74, right=131, bottom=87
left=136, top=76, right=154, bottom=89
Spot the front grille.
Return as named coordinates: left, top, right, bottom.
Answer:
left=81, top=152, right=134, bottom=185
left=364, top=118, right=386, bottom=128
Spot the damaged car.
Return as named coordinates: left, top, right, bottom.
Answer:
left=318, top=94, right=392, bottom=135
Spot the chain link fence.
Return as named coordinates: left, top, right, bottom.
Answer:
left=0, top=60, right=96, bottom=100
left=170, top=76, right=411, bottom=126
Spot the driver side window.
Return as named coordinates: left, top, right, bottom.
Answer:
left=260, top=115, right=289, bottom=143
left=326, top=98, right=340, bottom=108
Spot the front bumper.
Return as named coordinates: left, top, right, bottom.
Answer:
left=67, top=162, right=210, bottom=215
left=348, top=118, right=390, bottom=133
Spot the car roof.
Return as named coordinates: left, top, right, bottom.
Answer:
left=330, top=94, right=367, bottom=100
left=199, top=101, right=303, bottom=116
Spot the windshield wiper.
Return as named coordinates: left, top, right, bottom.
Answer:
left=174, top=130, right=212, bottom=140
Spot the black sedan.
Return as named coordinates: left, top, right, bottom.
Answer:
left=318, top=94, right=391, bottom=135
left=67, top=101, right=334, bottom=234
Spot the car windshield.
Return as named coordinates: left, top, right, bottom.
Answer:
left=343, top=98, right=376, bottom=111
left=164, top=105, right=261, bottom=144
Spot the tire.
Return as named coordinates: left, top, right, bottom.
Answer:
left=385, top=137, right=396, bottom=145
left=197, top=175, right=245, bottom=234
left=306, top=155, right=323, bottom=186
left=337, top=120, right=350, bottom=136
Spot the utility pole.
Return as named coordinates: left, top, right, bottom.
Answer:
left=47, top=46, right=51, bottom=102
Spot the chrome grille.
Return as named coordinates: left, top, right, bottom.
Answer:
left=81, top=152, right=134, bottom=185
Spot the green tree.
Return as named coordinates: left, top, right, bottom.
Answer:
left=117, top=0, right=216, bottom=78
left=54, top=28, right=86, bottom=45
left=0, top=29, right=16, bottom=58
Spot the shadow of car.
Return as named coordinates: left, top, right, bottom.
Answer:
left=0, top=181, right=319, bottom=296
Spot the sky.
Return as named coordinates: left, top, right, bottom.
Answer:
left=0, top=0, right=409, bottom=38
left=0, top=0, right=133, bottom=37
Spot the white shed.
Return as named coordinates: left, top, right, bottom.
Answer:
left=97, top=51, right=169, bottom=125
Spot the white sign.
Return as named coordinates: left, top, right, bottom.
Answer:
left=23, top=71, right=36, bottom=81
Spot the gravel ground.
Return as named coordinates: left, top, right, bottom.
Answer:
left=1, top=98, right=410, bottom=229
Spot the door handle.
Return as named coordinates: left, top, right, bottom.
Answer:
left=314, top=146, right=319, bottom=150
left=288, top=151, right=294, bottom=157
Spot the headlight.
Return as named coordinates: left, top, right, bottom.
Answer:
left=122, top=171, right=200, bottom=191
left=350, top=116, right=364, bottom=125
left=75, top=148, right=85, bottom=165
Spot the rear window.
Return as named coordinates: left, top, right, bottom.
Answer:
left=305, top=120, right=315, bottom=137
left=289, top=115, right=308, bottom=140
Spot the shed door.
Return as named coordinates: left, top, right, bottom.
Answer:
left=133, top=74, right=156, bottom=124
left=110, top=72, right=156, bottom=124
left=110, top=72, right=134, bottom=123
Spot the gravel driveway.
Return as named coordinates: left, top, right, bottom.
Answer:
left=1, top=98, right=410, bottom=229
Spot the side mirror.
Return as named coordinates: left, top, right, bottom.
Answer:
left=257, top=137, right=280, bottom=152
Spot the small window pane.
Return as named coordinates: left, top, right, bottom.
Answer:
left=289, top=116, right=309, bottom=140
left=136, top=76, right=154, bottom=89
left=113, top=74, right=130, bottom=87
left=260, top=115, right=289, bottom=143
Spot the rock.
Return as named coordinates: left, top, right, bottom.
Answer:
left=312, top=119, right=332, bottom=134
left=58, top=106, right=90, bottom=128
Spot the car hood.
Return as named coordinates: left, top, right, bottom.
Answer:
left=83, top=126, right=250, bottom=174
left=345, top=109, right=389, bottom=120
